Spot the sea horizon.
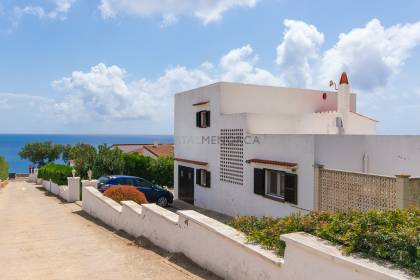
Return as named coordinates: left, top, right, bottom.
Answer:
left=0, top=134, right=174, bottom=173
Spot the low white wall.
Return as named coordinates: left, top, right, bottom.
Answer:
left=82, top=186, right=122, bottom=229
left=280, top=233, right=409, bottom=280
left=82, top=187, right=409, bottom=280
left=81, top=180, right=98, bottom=188
left=42, top=180, right=50, bottom=191
left=67, top=177, right=80, bottom=202
left=39, top=177, right=80, bottom=203
left=81, top=180, right=99, bottom=199
left=28, top=168, right=38, bottom=183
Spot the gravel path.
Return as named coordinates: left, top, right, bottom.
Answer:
left=0, top=181, right=217, bottom=280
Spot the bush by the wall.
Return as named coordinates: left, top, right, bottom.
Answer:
left=122, top=152, right=153, bottom=179
left=38, top=163, right=73, bottom=185
left=0, top=156, right=8, bottom=180
left=104, top=185, right=148, bottom=205
left=69, top=143, right=97, bottom=179
left=123, top=153, right=174, bottom=188
left=92, top=144, right=125, bottom=179
left=149, top=156, right=174, bottom=188
left=229, top=209, right=419, bottom=276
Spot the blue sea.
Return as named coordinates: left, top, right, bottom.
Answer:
left=0, top=134, right=174, bottom=173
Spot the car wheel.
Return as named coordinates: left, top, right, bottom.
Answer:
left=157, top=196, right=168, bottom=207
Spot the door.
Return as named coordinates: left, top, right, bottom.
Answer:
left=136, top=178, right=157, bottom=203
left=178, top=165, right=194, bottom=205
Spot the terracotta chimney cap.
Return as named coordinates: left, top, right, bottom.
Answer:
left=339, top=72, right=349, bottom=85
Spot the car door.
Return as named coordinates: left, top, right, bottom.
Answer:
left=136, top=178, right=156, bottom=202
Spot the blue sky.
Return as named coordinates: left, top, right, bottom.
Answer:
left=1, top=0, right=420, bottom=134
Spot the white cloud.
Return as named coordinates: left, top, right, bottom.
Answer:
left=4, top=17, right=420, bottom=133
left=0, top=92, right=52, bottom=110
left=98, top=0, right=257, bottom=24
left=52, top=63, right=214, bottom=121
left=14, top=0, right=75, bottom=20
left=318, top=19, right=420, bottom=91
left=51, top=45, right=284, bottom=122
left=276, top=19, right=324, bottom=87
left=50, top=16, right=420, bottom=123
left=221, top=44, right=282, bottom=85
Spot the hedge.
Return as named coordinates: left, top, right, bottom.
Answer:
left=38, top=163, right=73, bottom=185
left=229, top=209, right=420, bottom=276
left=0, top=156, right=8, bottom=180
left=122, top=153, right=173, bottom=188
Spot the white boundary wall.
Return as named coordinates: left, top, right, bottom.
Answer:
left=82, top=186, right=410, bottom=280
left=39, top=177, right=80, bottom=202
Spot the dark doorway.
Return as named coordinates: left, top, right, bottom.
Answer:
left=178, top=165, right=194, bottom=205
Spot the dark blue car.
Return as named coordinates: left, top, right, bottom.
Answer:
left=97, top=175, right=173, bottom=207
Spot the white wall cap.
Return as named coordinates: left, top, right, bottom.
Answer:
left=281, top=232, right=410, bottom=280
left=141, top=203, right=179, bottom=224
left=178, top=210, right=283, bottom=266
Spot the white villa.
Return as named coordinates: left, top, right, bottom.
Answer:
left=174, top=73, right=420, bottom=217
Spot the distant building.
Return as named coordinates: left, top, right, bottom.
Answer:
left=112, top=142, right=174, bottom=159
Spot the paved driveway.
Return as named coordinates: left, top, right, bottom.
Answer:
left=0, top=181, right=218, bottom=280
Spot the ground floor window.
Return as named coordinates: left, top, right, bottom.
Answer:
left=265, top=170, right=285, bottom=198
left=254, top=168, right=298, bottom=204
left=196, top=169, right=211, bottom=188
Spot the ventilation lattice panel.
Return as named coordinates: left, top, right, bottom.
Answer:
left=220, top=129, right=244, bottom=185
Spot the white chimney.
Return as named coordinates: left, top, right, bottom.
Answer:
left=337, top=72, right=351, bottom=134
left=337, top=72, right=350, bottom=114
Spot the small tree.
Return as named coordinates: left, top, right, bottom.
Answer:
left=122, top=152, right=153, bottom=179
left=19, top=141, right=62, bottom=167
left=150, top=156, right=174, bottom=187
left=0, top=156, right=9, bottom=180
left=69, top=143, right=97, bottom=179
left=92, top=144, right=124, bottom=178
left=61, top=144, right=73, bottom=165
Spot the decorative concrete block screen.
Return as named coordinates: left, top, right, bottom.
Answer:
left=317, top=167, right=398, bottom=211
left=316, top=166, right=420, bottom=211
left=220, top=128, right=244, bottom=185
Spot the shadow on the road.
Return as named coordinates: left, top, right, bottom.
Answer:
left=73, top=210, right=221, bottom=280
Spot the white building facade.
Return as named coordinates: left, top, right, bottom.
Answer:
left=174, top=75, right=420, bottom=217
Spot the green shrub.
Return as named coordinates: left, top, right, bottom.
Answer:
left=122, top=153, right=174, bottom=188
left=92, top=144, right=125, bottom=178
left=229, top=209, right=420, bottom=276
left=38, top=163, right=73, bottom=185
left=0, top=156, right=8, bottom=180
left=150, top=156, right=174, bottom=187
left=104, top=185, right=148, bottom=205
left=68, top=143, right=97, bottom=179
left=122, top=152, right=153, bottom=179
